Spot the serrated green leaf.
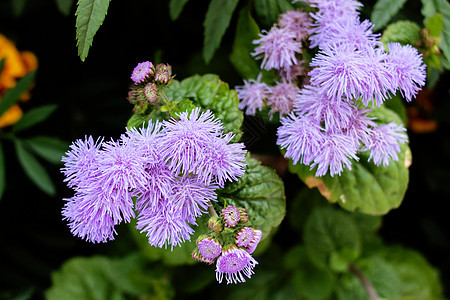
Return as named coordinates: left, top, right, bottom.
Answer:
left=12, top=104, right=57, bottom=132
left=303, top=206, right=361, bottom=270
left=290, top=105, right=410, bottom=216
left=0, top=142, right=5, bottom=200
left=218, top=157, right=286, bottom=240
left=25, top=136, right=68, bottom=164
left=0, top=72, right=35, bottom=118
left=371, top=0, right=408, bottom=31
left=426, top=13, right=444, bottom=37
left=230, top=7, right=261, bottom=79
left=381, top=20, right=421, bottom=46
left=55, top=0, right=73, bottom=16
left=164, top=74, right=244, bottom=141
left=169, top=0, right=189, bottom=20
left=15, top=140, right=55, bottom=196
left=75, top=0, right=111, bottom=61
left=203, top=0, right=239, bottom=63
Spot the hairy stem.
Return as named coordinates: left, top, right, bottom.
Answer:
left=207, top=201, right=219, bottom=218
left=348, top=263, right=378, bottom=300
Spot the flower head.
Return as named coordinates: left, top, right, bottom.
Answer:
left=197, top=236, right=222, bottom=259
left=236, top=77, right=269, bottom=115
left=267, top=82, right=299, bottom=116
left=247, top=229, right=262, bottom=254
left=131, top=61, right=154, bottom=84
left=216, top=245, right=258, bottom=284
left=192, top=249, right=215, bottom=264
left=235, top=227, right=255, bottom=248
left=278, top=10, right=313, bottom=42
left=143, top=82, right=158, bottom=103
left=154, top=63, right=172, bottom=85
left=222, top=205, right=240, bottom=227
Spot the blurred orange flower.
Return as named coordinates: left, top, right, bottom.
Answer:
left=0, top=33, right=38, bottom=128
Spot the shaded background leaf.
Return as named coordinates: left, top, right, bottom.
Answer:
left=12, top=104, right=57, bottom=132
left=371, top=0, right=408, bottom=31
left=169, top=0, right=190, bottom=20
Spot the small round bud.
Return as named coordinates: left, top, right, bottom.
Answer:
left=222, top=205, right=240, bottom=228
left=192, top=248, right=214, bottom=265
left=208, top=216, right=224, bottom=233
left=235, top=227, right=254, bottom=248
left=197, top=236, right=222, bottom=259
left=154, top=63, right=172, bottom=85
left=131, top=61, right=154, bottom=84
left=238, top=207, right=248, bottom=223
left=144, top=82, right=158, bottom=103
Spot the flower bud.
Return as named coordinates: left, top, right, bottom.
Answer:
left=238, top=207, right=249, bottom=223
left=197, top=236, right=222, bottom=259
left=191, top=248, right=214, bottom=265
left=222, top=205, right=240, bottom=228
left=127, top=85, right=146, bottom=105
left=208, top=216, right=224, bottom=233
left=235, top=227, right=254, bottom=248
left=154, top=63, right=172, bottom=85
left=131, top=61, right=154, bottom=84
left=144, top=82, right=158, bottom=103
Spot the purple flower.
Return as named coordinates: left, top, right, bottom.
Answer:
left=252, top=27, right=302, bottom=71
left=194, top=133, right=247, bottom=187
left=236, top=77, right=270, bottom=115
left=136, top=204, right=194, bottom=249
left=61, top=136, right=102, bottom=190
left=216, top=245, right=258, bottom=284
left=197, top=236, right=222, bottom=259
left=247, top=229, right=262, bottom=254
left=277, top=113, right=324, bottom=165
left=123, top=121, right=164, bottom=166
left=131, top=61, right=154, bottom=84
left=345, top=107, right=377, bottom=147
left=363, top=122, right=408, bottom=166
left=192, top=249, right=215, bottom=264
left=278, top=10, right=313, bottom=42
left=267, top=82, right=299, bottom=116
left=278, top=62, right=306, bottom=83
left=386, top=42, right=426, bottom=101
left=159, top=108, right=224, bottom=176
left=310, top=132, right=359, bottom=177
left=235, top=227, right=255, bottom=248
left=222, top=205, right=240, bottom=228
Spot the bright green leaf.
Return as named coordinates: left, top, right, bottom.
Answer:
left=25, top=136, right=68, bottom=164
left=169, top=0, right=189, bottom=20
left=203, top=0, right=239, bottom=63
left=55, top=0, right=74, bottom=15
left=371, top=0, right=408, bottom=31
left=426, top=13, right=444, bottom=37
left=423, top=0, right=450, bottom=65
left=15, top=140, right=55, bottom=196
left=0, top=72, right=36, bottom=118
left=381, top=20, right=421, bottom=46
left=164, top=74, right=244, bottom=141
left=76, top=0, right=111, bottom=61
left=218, top=157, right=286, bottom=240
left=303, top=206, right=361, bottom=270
left=12, top=104, right=58, bottom=132
left=229, top=7, right=261, bottom=79
left=0, top=142, right=5, bottom=200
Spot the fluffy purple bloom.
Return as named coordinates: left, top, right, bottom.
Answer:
left=222, top=205, right=240, bottom=228
left=136, top=205, right=195, bottom=249
left=192, top=249, right=215, bottom=264
left=267, top=82, right=299, bottom=116
left=278, top=62, right=306, bottom=82
left=247, top=229, right=262, bottom=254
left=197, top=236, right=222, bottom=259
left=236, top=77, right=270, bottom=115
left=345, top=108, right=377, bottom=147
left=278, top=10, right=313, bottom=42
left=386, top=42, right=426, bottom=101
left=364, top=122, right=408, bottom=166
left=131, top=61, right=154, bottom=84
left=216, top=245, right=258, bottom=284
left=311, top=132, right=359, bottom=177
left=194, top=133, right=247, bottom=187
left=159, top=108, right=224, bottom=176
left=235, top=227, right=255, bottom=248
left=277, top=113, right=324, bottom=165
left=252, top=27, right=302, bottom=71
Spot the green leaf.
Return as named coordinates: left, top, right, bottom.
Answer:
left=371, top=0, right=408, bottom=31
left=230, top=7, right=261, bottom=79
left=169, top=0, right=189, bottom=20
left=426, top=13, right=444, bottom=37
left=254, top=0, right=281, bottom=27
left=203, top=0, right=239, bottom=63
left=55, top=0, right=74, bottom=16
left=11, top=0, right=28, bottom=16
left=303, top=206, right=361, bottom=270
left=25, top=136, right=68, bottom=164
left=218, top=157, right=286, bottom=240
left=381, top=20, right=421, bottom=46
left=75, top=0, right=111, bottom=61
left=0, top=72, right=36, bottom=118
left=290, top=105, right=410, bottom=216
left=15, top=140, right=55, bottom=196
left=421, top=0, right=450, bottom=64
left=46, top=254, right=173, bottom=300
left=0, top=142, right=5, bottom=200
left=12, top=104, right=57, bottom=132
left=164, top=74, right=244, bottom=141
left=383, top=95, right=407, bottom=124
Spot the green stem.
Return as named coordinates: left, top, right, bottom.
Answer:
left=207, top=201, right=218, bottom=218
left=349, top=263, right=378, bottom=300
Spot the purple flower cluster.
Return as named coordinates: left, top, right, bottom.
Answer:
left=272, top=0, right=426, bottom=176
left=61, top=108, right=247, bottom=246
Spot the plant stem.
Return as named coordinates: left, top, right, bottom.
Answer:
left=348, top=263, right=379, bottom=300
left=207, top=201, right=218, bottom=218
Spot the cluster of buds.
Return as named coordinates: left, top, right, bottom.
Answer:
left=192, top=205, right=262, bottom=284
left=127, top=61, right=174, bottom=114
